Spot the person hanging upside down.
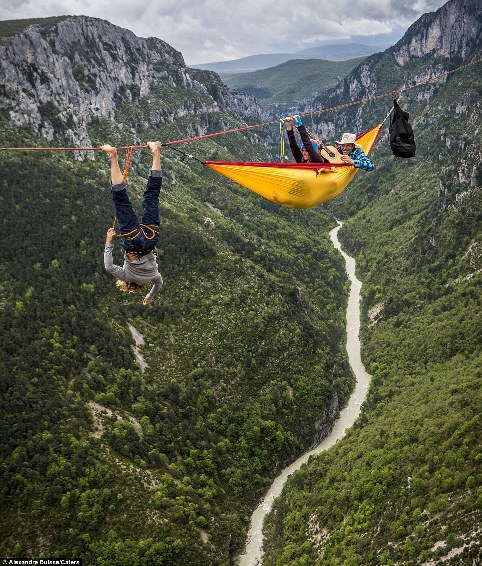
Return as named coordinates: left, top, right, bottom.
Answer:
left=101, top=141, right=163, bottom=306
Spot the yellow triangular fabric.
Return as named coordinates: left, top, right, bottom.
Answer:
left=204, top=123, right=382, bottom=208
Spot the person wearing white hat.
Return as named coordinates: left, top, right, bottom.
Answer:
left=335, top=132, right=375, bottom=171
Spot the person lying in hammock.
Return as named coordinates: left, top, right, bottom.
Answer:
left=102, top=141, right=163, bottom=306
left=284, top=116, right=327, bottom=164
left=334, top=132, right=375, bottom=171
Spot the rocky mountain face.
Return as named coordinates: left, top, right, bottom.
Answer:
left=308, top=0, right=481, bottom=132
left=260, top=2, right=482, bottom=562
left=302, top=0, right=482, bottom=212
left=393, top=0, right=481, bottom=64
left=0, top=16, right=262, bottom=147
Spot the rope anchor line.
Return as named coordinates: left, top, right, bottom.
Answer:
left=0, top=56, right=480, bottom=153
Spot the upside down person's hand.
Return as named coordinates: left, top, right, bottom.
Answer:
left=106, top=227, right=116, bottom=244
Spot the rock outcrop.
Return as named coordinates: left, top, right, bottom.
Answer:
left=393, top=0, right=482, bottom=65
left=0, top=16, right=262, bottom=147
left=307, top=0, right=482, bottom=136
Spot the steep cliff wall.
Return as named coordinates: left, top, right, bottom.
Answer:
left=393, top=0, right=482, bottom=64
left=0, top=16, right=262, bottom=147
left=308, top=0, right=482, bottom=133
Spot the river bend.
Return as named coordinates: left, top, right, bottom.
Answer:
left=238, top=222, right=372, bottom=565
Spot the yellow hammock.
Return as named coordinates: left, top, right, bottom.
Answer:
left=203, top=123, right=382, bottom=208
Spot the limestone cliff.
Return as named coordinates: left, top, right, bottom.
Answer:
left=308, top=0, right=482, bottom=135
left=393, top=0, right=482, bottom=65
left=0, top=16, right=262, bottom=147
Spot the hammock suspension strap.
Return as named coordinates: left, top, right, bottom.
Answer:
left=279, top=120, right=286, bottom=162
left=165, top=144, right=204, bottom=164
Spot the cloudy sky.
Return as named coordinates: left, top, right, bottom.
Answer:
left=1, top=0, right=448, bottom=64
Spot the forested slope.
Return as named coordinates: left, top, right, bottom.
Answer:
left=0, top=17, right=353, bottom=563
left=220, top=57, right=365, bottom=110
left=261, top=0, right=482, bottom=563
left=1, top=2, right=481, bottom=563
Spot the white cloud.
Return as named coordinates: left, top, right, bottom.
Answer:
left=0, top=0, right=449, bottom=63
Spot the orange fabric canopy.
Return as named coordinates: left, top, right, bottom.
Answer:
left=204, top=124, right=381, bottom=208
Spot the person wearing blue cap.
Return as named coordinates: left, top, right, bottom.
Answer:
left=283, top=116, right=327, bottom=163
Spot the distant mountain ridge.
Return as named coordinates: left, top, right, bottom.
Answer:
left=221, top=57, right=366, bottom=111
left=192, top=43, right=389, bottom=73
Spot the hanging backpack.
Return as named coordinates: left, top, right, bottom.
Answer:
left=389, top=99, right=416, bottom=158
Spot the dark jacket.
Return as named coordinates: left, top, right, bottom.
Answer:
left=287, top=125, right=326, bottom=163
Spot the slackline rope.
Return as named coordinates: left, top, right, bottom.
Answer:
left=1, top=56, right=481, bottom=152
